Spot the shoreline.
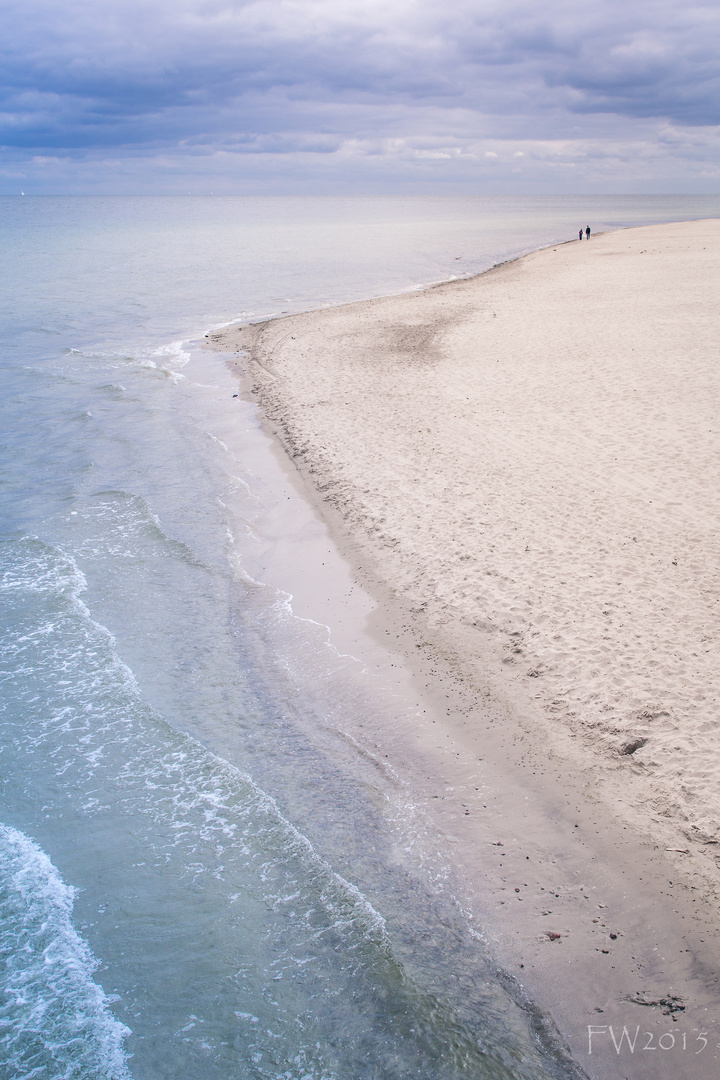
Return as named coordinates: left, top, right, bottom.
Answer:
left=207, top=219, right=720, bottom=1077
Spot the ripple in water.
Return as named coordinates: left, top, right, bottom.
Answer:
left=0, top=824, right=131, bottom=1080
left=0, top=535, right=578, bottom=1079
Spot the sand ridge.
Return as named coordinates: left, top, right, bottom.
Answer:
left=212, top=220, right=720, bottom=895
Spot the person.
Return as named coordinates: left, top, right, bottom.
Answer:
left=585, top=225, right=591, bottom=239
left=578, top=229, right=583, bottom=241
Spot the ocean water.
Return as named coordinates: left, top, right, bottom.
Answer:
left=2, top=194, right=719, bottom=1080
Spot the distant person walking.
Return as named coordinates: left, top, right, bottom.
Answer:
left=578, top=229, right=583, bottom=241
left=585, top=225, right=591, bottom=239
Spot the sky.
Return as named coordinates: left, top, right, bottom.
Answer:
left=1, top=0, right=719, bottom=193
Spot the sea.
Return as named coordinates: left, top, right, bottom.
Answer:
left=2, top=194, right=719, bottom=1080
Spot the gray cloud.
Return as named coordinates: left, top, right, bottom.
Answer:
left=1, top=0, right=718, bottom=188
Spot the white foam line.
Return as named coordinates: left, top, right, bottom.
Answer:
left=0, top=824, right=132, bottom=1080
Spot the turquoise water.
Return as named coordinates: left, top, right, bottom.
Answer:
left=2, top=195, right=719, bottom=1080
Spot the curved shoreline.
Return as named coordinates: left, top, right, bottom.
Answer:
left=209, top=220, right=720, bottom=1078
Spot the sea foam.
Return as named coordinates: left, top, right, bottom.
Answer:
left=0, top=824, right=131, bottom=1080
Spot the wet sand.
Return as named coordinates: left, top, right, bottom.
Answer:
left=208, top=219, right=720, bottom=1078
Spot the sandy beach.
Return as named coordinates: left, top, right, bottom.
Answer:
left=210, top=219, right=720, bottom=1077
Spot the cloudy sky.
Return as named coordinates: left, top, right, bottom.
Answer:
left=1, top=0, right=719, bottom=193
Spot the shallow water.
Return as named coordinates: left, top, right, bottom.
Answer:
left=2, top=195, right=720, bottom=1079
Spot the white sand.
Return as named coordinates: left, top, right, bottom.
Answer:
left=210, top=220, right=720, bottom=1074
left=214, top=219, right=720, bottom=876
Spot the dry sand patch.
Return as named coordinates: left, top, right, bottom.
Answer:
left=213, top=219, right=720, bottom=891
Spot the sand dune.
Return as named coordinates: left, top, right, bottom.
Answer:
left=213, top=219, right=720, bottom=891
